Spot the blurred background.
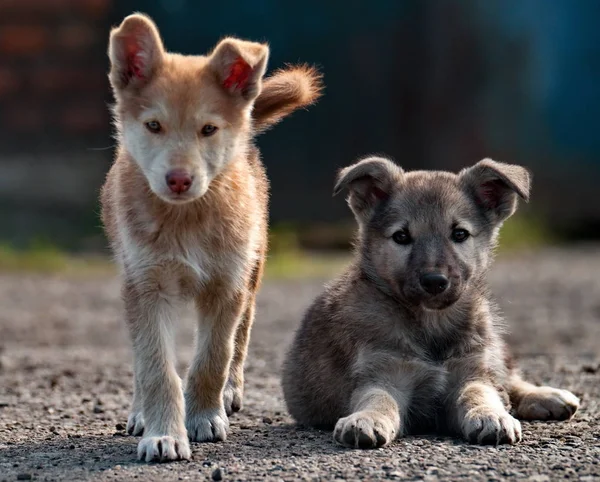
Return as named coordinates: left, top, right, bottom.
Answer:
left=1, top=0, right=600, bottom=270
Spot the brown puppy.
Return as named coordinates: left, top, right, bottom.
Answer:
left=101, top=14, right=321, bottom=462
left=282, top=157, right=579, bottom=448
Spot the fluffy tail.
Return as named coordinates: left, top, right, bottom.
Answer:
left=253, top=64, right=323, bottom=134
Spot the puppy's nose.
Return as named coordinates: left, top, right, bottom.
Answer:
left=420, top=273, right=450, bottom=295
left=166, top=170, right=193, bottom=194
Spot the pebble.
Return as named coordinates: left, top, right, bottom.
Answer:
left=211, top=467, right=223, bottom=481
left=16, top=475, right=32, bottom=481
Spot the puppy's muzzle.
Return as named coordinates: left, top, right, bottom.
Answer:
left=419, top=273, right=450, bottom=295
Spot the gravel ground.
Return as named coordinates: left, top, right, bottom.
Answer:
left=1, top=247, right=599, bottom=481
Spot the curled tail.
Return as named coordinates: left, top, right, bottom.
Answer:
left=253, top=64, right=323, bottom=134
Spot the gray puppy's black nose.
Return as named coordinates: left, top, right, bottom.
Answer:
left=420, top=273, right=450, bottom=295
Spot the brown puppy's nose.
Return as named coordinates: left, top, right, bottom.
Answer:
left=166, top=170, right=193, bottom=194
left=420, top=273, right=450, bottom=295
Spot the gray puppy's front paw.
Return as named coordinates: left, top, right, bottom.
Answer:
left=462, top=407, right=522, bottom=445
left=333, top=410, right=397, bottom=449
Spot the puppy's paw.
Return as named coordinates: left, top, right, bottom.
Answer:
left=137, top=434, right=190, bottom=462
left=127, top=411, right=145, bottom=436
left=333, top=410, right=396, bottom=449
left=223, top=381, right=243, bottom=417
left=186, top=407, right=229, bottom=442
left=462, top=407, right=522, bottom=445
left=516, top=387, right=580, bottom=421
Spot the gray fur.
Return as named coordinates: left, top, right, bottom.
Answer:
left=282, top=157, right=579, bottom=448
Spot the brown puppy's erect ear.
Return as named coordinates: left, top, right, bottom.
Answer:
left=210, top=38, right=269, bottom=102
left=460, top=158, right=531, bottom=223
left=108, top=14, right=164, bottom=91
left=334, top=156, right=403, bottom=218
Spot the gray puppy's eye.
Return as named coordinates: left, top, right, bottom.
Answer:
left=392, top=229, right=412, bottom=245
left=451, top=228, right=470, bottom=243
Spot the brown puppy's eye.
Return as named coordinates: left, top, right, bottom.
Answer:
left=392, top=229, right=412, bottom=245
left=145, top=121, right=162, bottom=133
left=201, top=124, right=218, bottom=137
left=452, top=228, right=470, bottom=243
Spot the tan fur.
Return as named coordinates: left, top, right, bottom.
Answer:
left=253, top=65, right=323, bottom=133
left=282, top=156, right=580, bottom=449
left=101, top=13, right=320, bottom=462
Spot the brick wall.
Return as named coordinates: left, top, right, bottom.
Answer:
left=0, top=0, right=116, bottom=153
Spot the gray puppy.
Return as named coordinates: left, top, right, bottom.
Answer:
left=282, top=157, right=579, bottom=448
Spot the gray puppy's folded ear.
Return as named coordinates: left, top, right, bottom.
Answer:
left=334, top=156, right=403, bottom=218
left=460, top=158, right=531, bottom=223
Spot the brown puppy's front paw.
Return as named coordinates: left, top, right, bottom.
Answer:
left=462, top=408, right=522, bottom=445
left=127, top=411, right=145, bottom=436
left=137, top=434, right=191, bottom=462
left=222, top=381, right=243, bottom=417
left=516, top=387, right=580, bottom=421
left=186, top=407, right=229, bottom=442
left=333, top=411, right=396, bottom=449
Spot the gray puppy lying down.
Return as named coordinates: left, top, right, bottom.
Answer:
left=282, top=157, right=579, bottom=448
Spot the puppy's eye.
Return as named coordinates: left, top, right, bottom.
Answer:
left=392, top=230, right=412, bottom=245
left=201, top=124, right=218, bottom=137
left=451, top=228, right=470, bottom=243
left=145, top=121, right=162, bottom=133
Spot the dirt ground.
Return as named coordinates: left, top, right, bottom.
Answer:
left=1, top=247, right=599, bottom=481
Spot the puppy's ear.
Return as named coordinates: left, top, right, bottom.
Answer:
left=108, top=14, right=164, bottom=91
left=210, top=38, right=269, bottom=102
left=460, top=158, right=531, bottom=222
left=334, top=157, right=403, bottom=218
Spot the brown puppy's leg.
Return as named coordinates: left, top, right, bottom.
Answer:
left=334, top=386, right=401, bottom=449
left=185, top=282, right=247, bottom=442
left=126, top=368, right=145, bottom=436
left=124, top=281, right=190, bottom=462
left=223, top=258, right=264, bottom=416
left=223, top=300, right=254, bottom=415
left=508, top=372, right=579, bottom=421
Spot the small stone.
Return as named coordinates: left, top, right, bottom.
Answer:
left=114, top=465, right=122, bottom=470
left=202, top=461, right=212, bottom=467
left=115, top=423, right=125, bottom=431
left=262, top=417, right=273, bottom=424
left=69, top=444, right=75, bottom=449
left=93, top=405, right=104, bottom=414
left=17, top=475, right=32, bottom=481
left=212, top=467, right=223, bottom=481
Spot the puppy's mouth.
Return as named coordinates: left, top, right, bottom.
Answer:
left=420, top=296, right=459, bottom=311
left=153, top=183, right=209, bottom=204
left=163, top=192, right=199, bottom=204
left=402, top=287, right=461, bottom=311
